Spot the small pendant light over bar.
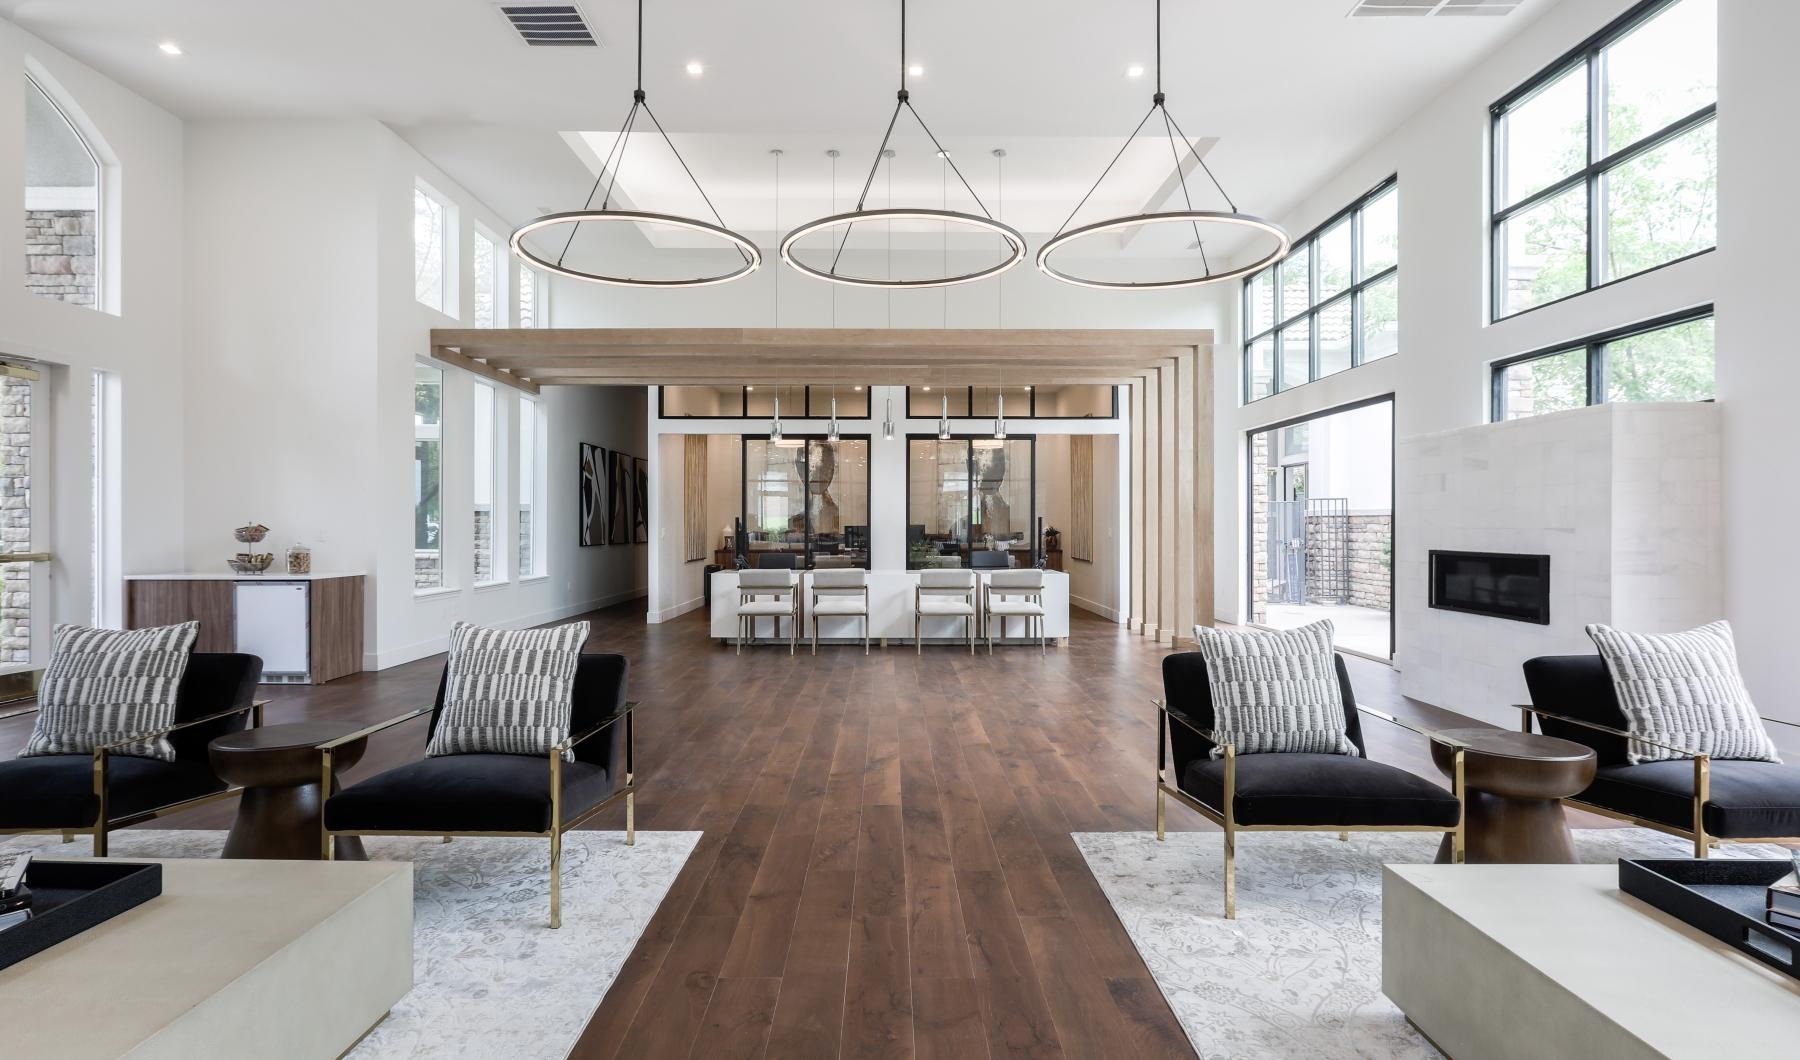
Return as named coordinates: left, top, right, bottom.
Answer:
left=780, top=0, right=1025, bottom=289
left=510, top=0, right=760, bottom=288
left=1036, top=0, right=1289, bottom=290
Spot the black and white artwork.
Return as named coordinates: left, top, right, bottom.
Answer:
left=579, top=443, right=605, bottom=547
left=632, top=456, right=649, bottom=544
left=607, top=449, right=631, bottom=545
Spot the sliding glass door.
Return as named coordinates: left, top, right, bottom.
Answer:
left=1247, top=398, right=1393, bottom=659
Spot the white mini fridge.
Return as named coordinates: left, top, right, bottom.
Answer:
left=233, top=581, right=311, bottom=682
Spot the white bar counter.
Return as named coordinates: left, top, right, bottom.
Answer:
left=709, top=569, right=1069, bottom=645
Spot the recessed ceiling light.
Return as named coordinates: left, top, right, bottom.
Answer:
left=908, top=64, right=924, bottom=77
left=158, top=41, right=183, bottom=56
left=853, top=385, right=863, bottom=391
left=935, top=150, right=949, bottom=159
left=746, top=385, right=756, bottom=391
left=1126, top=64, right=1145, bottom=78
left=923, top=386, right=933, bottom=392
left=685, top=61, right=704, bottom=76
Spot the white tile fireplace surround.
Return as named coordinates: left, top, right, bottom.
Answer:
left=1396, top=402, right=1722, bottom=726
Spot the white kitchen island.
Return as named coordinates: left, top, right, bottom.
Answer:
left=709, top=569, right=1070, bottom=646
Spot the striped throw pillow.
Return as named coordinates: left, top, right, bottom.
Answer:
left=1191, top=620, right=1358, bottom=758
left=1587, top=620, right=1780, bottom=765
left=425, top=621, right=591, bottom=758
left=21, top=622, right=199, bottom=762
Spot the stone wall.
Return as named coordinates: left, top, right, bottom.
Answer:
left=518, top=510, right=533, bottom=577
left=1, top=379, right=32, bottom=663
left=415, top=550, right=441, bottom=590
left=1347, top=514, right=1392, bottom=611
left=473, top=508, right=493, bottom=583
left=25, top=209, right=96, bottom=308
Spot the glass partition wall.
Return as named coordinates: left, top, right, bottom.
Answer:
left=741, top=437, right=870, bottom=568
left=906, top=436, right=1036, bottom=569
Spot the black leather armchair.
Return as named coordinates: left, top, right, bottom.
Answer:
left=1522, top=655, right=1800, bottom=857
left=0, top=653, right=265, bottom=855
left=319, top=653, right=637, bottom=928
left=1157, top=651, right=1465, bottom=918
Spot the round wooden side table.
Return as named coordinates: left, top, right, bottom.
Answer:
left=1430, top=727, right=1597, bottom=865
left=208, top=721, right=370, bottom=861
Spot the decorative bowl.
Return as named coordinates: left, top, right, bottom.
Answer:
left=233, top=523, right=270, bottom=544
left=227, top=553, right=274, bottom=574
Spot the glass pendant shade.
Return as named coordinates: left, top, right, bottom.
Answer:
left=882, top=396, right=896, bottom=441
left=937, top=394, right=952, bottom=440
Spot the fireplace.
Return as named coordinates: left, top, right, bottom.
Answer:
left=1429, top=550, right=1550, bottom=625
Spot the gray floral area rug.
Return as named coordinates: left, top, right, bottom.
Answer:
left=1073, top=828, right=1786, bottom=1060
left=2, top=829, right=699, bottom=1059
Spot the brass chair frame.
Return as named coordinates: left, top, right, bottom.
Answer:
left=914, top=577, right=977, bottom=655
left=810, top=573, right=871, bottom=656
left=982, top=580, right=1046, bottom=656
left=737, top=575, right=800, bottom=656
left=318, top=702, right=637, bottom=929
left=0, top=700, right=266, bottom=857
left=1155, top=698, right=1467, bottom=919
left=1519, top=705, right=1800, bottom=859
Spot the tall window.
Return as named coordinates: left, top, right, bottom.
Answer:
left=1491, top=0, right=1716, bottom=320
left=414, top=364, right=445, bottom=590
left=518, top=266, right=541, bottom=327
left=1242, top=180, right=1398, bottom=403
left=905, top=436, right=1035, bottom=569
left=1491, top=308, right=1714, bottom=421
left=473, top=229, right=502, bottom=328
left=518, top=396, right=547, bottom=577
left=472, top=382, right=499, bottom=584
left=414, top=182, right=454, bottom=313
left=24, top=75, right=100, bottom=309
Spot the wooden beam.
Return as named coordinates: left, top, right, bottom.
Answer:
left=428, top=345, right=539, bottom=395
left=431, top=327, right=1210, bottom=350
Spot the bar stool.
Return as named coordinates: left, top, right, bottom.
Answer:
left=736, top=570, right=799, bottom=655
left=810, top=569, right=870, bottom=655
left=984, top=570, right=1046, bottom=655
left=914, top=570, right=977, bottom=655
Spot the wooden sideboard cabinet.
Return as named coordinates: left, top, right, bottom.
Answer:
left=124, top=573, right=365, bottom=685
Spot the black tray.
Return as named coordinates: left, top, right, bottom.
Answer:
left=1618, top=858, right=1800, bottom=981
left=0, top=859, right=163, bottom=972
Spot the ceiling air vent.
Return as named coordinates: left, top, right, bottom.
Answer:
left=1348, top=0, right=1522, bottom=16
left=494, top=3, right=599, bottom=46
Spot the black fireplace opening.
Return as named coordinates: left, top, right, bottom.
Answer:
left=1429, top=550, right=1550, bottom=625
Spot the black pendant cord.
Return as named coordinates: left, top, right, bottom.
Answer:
left=555, top=0, right=747, bottom=268
left=826, top=0, right=1001, bottom=277
left=1048, top=0, right=1240, bottom=246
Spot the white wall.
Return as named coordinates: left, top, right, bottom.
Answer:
left=0, top=20, right=188, bottom=650
left=181, top=115, right=645, bottom=669
left=1210, top=0, right=1795, bottom=716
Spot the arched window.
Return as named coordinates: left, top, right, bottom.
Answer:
left=24, top=74, right=100, bottom=309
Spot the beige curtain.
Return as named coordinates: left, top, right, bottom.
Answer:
left=683, top=435, right=707, bottom=562
left=1071, top=434, right=1093, bottom=562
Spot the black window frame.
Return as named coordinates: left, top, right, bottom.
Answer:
left=739, top=434, right=873, bottom=570
left=902, top=385, right=1117, bottom=421
left=903, top=433, right=1039, bottom=569
left=658, top=384, right=870, bottom=419
left=1488, top=304, right=1715, bottom=422
left=1488, top=0, right=1717, bottom=323
left=1241, top=176, right=1399, bottom=405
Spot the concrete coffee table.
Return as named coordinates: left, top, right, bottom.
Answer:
left=1429, top=727, right=1596, bottom=864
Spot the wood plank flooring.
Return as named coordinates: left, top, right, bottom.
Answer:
left=0, top=605, right=1509, bottom=1058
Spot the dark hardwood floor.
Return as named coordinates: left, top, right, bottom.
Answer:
left=0, top=604, right=1542, bottom=1058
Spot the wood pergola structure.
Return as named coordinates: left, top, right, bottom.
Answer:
left=429, top=327, right=1214, bottom=642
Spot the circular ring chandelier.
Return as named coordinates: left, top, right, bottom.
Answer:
left=1037, top=211, right=1288, bottom=291
left=509, top=0, right=758, bottom=289
left=1038, top=0, right=1288, bottom=290
left=781, top=0, right=1024, bottom=289
left=513, top=211, right=761, bottom=288
left=781, top=208, right=1024, bottom=289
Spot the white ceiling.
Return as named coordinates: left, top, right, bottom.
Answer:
left=1, top=0, right=1559, bottom=261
